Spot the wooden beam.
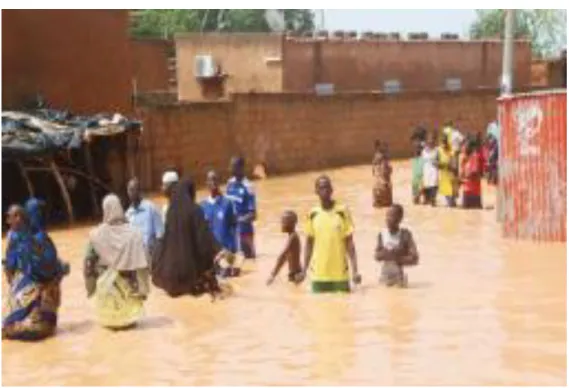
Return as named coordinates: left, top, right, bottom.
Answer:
left=48, top=159, right=74, bottom=224
left=23, top=166, right=112, bottom=193
left=17, top=162, right=35, bottom=197
left=84, top=144, right=101, bottom=217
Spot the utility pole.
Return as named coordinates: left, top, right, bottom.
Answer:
left=501, top=9, right=515, bottom=95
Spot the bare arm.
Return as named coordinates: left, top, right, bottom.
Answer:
left=374, top=233, right=391, bottom=262
left=346, top=235, right=360, bottom=282
left=398, top=231, right=419, bottom=266
left=269, top=235, right=294, bottom=280
left=84, top=243, right=99, bottom=298
left=303, top=236, right=314, bottom=276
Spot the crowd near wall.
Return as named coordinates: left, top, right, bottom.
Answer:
left=137, top=89, right=499, bottom=190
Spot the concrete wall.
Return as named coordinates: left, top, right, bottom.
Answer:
left=131, top=38, right=173, bottom=93
left=138, top=90, right=499, bottom=189
left=176, top=33, right=284, bottom=101
left=283, top=39, right=532, bottom=92
left=2, top=10, right=133, bottom=113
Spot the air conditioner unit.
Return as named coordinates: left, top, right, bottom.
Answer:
left=315, top=83, right=334, bottom=96
left=194, top=55, right=216, bottom=78
left=445, top=78, right=462, bottom=91
left=383, top=79, right=401, bottom=94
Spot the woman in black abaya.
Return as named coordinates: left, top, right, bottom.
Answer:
left=151, top=179, right=222, bottom=298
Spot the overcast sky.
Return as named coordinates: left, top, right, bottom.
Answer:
left=317, top=10, right=478, bottom=37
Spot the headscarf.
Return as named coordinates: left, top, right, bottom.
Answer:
left=6, top=199, right=63, bottom=282
left=24, top=197, right=46, bottom=234
left=89, top=194, right=149, bottom=271
left=162, top=171, right=179, bottom=185
left=151, top=179, right=221, bottom=298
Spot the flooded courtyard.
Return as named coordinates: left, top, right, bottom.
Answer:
left=2, top=161, right=566, bottom=385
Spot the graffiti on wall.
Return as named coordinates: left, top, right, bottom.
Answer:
left=514, top=100, right=542, bottom=157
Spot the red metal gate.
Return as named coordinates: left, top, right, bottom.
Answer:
left=498, top=90, right=567, bottom=242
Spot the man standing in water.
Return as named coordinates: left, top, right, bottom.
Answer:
left=299, top=175, right=361, bottom=293
left=226, top=157, right=257, bottom=259
left=161, top=170, right=179, bottom=222
left=126, top=178, right=164, bottom=255
left=201, top=170, right=239, bottom=277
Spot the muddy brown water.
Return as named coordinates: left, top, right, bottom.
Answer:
left=1, top=162, right=566, bottom=385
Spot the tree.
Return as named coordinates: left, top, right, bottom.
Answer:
left=131, top=9, right=314, bottom=39
left=469, top=9, right=567, bottom=58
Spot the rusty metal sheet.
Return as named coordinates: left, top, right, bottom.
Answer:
left=498, top=89, right=566, bottom=242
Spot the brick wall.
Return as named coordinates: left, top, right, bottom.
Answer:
left=2, top=10, right=133, bottom=113
left=283, top=39, right=532, bottom=92
left=176, top=33, right=284, bottom=101
left=131, top=38, right=173, bottom=93
left=139, top=90, right=499, bottom=189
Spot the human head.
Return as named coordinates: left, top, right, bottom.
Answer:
left=6, top=204, right=27, bottom=231
left=230, top=156, right=246, bottom=180
left=414, top=141, right=423, bottom=157
left=24, top=197, right=46, bottom=232
left=427, top=131, right=437, bottom=148
left=102, top=194, right=125, bottom=225
left=206, top=170, right=221, bottom=196
left=315, top=175, right=333, bottom=204
left=127, top=178, right=142, bottom=206
left=441, top=133, right=451, bottom=150
left=374, top=140, right=381, bottom=152
left=162, top=170, right=179, bottom=197
left=386, top=203, right=404, bottom=232
left=465, top=136, right=477, bottom=155
left=281, top=210, right=298, bottom=233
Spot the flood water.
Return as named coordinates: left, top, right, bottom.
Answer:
left=2, top=161, right=566, bottom=385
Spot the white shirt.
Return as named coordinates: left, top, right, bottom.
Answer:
left=421, top=147, right=439, bottom=188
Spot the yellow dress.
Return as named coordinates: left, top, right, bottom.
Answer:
left=438, top=146, right=455, bottom=197
left=94, top=268, right=146, bottom=329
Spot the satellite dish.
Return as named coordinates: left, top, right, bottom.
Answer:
left=265, top=9, right=286, bottom=32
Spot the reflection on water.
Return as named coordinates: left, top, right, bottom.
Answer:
left=2, top=161, right=566, bottom=385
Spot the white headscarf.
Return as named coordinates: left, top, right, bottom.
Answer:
left=89, top=194, right=149, bottom=271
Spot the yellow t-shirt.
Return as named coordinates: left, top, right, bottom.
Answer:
left=438, top=146, right=455, bottom=197
left=304, top=202, right=354, bottom=282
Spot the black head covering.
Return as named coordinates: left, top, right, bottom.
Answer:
left=151, top=179, right=221, bottom=297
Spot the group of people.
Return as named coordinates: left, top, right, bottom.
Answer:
left=372, top=121, right=499, bottom=210
left=2, top=121, right=501, bottom=342
left=3, top=148, right=426, bottom=341
left=2, top=156, right=259, bottom=339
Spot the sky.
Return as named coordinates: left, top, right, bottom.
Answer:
left=317, top=10, right=478, bottom=37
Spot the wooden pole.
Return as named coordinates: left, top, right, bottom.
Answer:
left=23, top=166, right=113, bottom=193
left=84, top=144, right=101, bottom=217
left=48, top=159, right=75, bottom=224
left=17, top=162, right=35, bottom=197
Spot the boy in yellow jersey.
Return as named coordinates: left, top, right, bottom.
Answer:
left=299, top=175, right=361, bottom=293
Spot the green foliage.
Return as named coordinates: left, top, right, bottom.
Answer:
left=469, top=9, right=567, bottom=58
left=131, top=9, right=314, bottom=39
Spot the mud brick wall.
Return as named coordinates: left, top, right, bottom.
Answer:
left=283, top=39, right=532, bottom=93
left=176, top=33, right=284, bottom=101
left=131, top=38, right=173, bottom=93
left=138, top=90, right=498, bottom=190
left=2, top=10, right=133, bottom=113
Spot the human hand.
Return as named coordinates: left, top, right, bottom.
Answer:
left=266, top=275, right=275, bottom=286
left=352, top=272, right=362, bottom=285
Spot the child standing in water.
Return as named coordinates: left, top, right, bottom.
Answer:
left=421, top=132, right=439, bottom=206
left=461, top=138, right=484, bottom=209
left=375, top=204, right=419, bottom=287
left=267, top=211, right=302, bottom=285
left=372, top=142, right=393, bottom=208
left=411, top=142, right=424, bottom=205
left=437, top=134, right=458, bottom=207
left=299, top=175, right=361, bottom=293
left=226, top=157, right=257, bottom=259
